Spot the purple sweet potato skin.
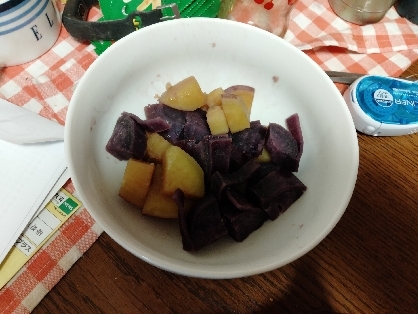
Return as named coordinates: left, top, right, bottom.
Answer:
left=231, top=120, right=267, bottom=158
left=144, top=103, right=186, bottom=124
left=286, top=114, right=303, bottom=154
left=173, top=189, right=195, bottom=252
left=224, top=85, right=255, bottom=94
left=209, top=136, right=232, bottom=176
left=144, top=104, right=186, bottom=144
left=229, top=121, right=267, bottom=170
left=174, top=189, right=228, bottom=252
left=122, top=112, right=170, bottom=133
left=183, top=109, right=211, bottom=143
left=265, top=123, right=299, bottom=172
left=218, top=197, right=267, bottom=242
left=105, top=114, right=147, bottom=160
left=250, top=170, right=307, bottom=220
left=193, top=135, right=232, bottom=182
left=210, top=160, right=261, bottom=200
left=286, top=113, right=303, bottom=171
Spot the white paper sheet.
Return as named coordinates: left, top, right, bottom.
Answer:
left=0, top=100, right=64, bottom=144
left=0, top=99, right=67, bottom=264
left=33, top=167, right=71, bottom=218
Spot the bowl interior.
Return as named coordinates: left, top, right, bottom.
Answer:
left=65, top=18, right=359, bottom=279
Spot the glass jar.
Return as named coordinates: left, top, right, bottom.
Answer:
left=219, top=0, right=298, bottom=38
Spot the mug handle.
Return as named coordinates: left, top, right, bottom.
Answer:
left=62, top=0, right=179, bottom=41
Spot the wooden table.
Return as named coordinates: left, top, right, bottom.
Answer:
left=33, top=63, right=418, bottom=314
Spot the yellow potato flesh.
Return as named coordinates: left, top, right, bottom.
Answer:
left=225, top=86, right=255, bottom=114
left=142, top=164, right=196, bottom=218
left=255, top=148, right=271, bottom=163
left=142, top=164, right=178, bottom=218
left=145, top=132, right=172, bottom=162
left=119, top=159, right=155, bottom=208
left=205, top=87, right=224, bottom=108
left=221, top=94, right=250, bottom=133
left=206, top=105, right=230, bottom=135
left=162, top=146, right=205, bottom=198
left=158, top=76, right=205, bottom=111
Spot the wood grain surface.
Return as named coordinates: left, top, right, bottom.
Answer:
left=33, top=63, right=418, bottom=314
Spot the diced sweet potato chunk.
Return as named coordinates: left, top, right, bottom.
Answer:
left=206, top=106, right=230, bottom=135
left=145, top=132, right=172, bottom=162
left=205, top=87, right=224, bottom=108
left=119, top=159, right=155, bottom=208
left=158, top=76, right=205, bottom=111
left=142, top=164, right=178, bottom=218
left=224, top=85, right=255, bottom=114
left=162, top=146, right=205, bottom=198
left=221, top=94, right=250, bottom=133
left=143, top=165, right=196, bottom=219
left=105, top=114, right=147, bottom=161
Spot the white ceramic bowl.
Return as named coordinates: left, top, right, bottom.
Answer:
left=65, top=18, right=359, bottom=279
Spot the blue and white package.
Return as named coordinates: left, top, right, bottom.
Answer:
left=344, top=75, right=418, bottom=136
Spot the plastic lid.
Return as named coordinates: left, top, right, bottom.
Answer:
left=355, top=76, right=418, bottom=125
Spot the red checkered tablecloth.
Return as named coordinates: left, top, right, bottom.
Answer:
left=0, top=181, right=102, bottom=314
left=0, top=0, right=417, bottom=312
left=286, top=0, right=418, bottom=90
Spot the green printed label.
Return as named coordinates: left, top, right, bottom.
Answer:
left=59, top=197, right=78, bottom=215
left=52, top=190, right=79, bottom=215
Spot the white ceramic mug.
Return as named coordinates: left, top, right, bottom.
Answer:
left=0, top=0, right=61, bottom=67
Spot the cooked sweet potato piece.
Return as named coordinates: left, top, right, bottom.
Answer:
left=221, top=94, right=250, bottom=133
left=143, top=165, right=196, bottom=219
left=250, top=170, right=306, bottom=220
left=265, top=123, right=298, bottom=172
left=231, top=120, right=267, bottom=158
left=174, top=189, right=228, bottom=251
left=159, top=76, right=205, bottom=111
left=206, top=106, right=230, bottom=135
left=142, top=164, right=178, bottom=218
left=219, top=193, right=267, bottom=242
left=192, top=135, right=232, bottom=183
left=145, top=132, right=172, bottom=162
left=144, top=103, right=186, bottom=145
left=119, top=159, right=154, bottom=208
left=286, top=113, right=303, bottom=171
left=162, top=146, right=205, bottom=198
left=205, top=87, right=224, bottom=108
left=224, top=85, right=255, bottom=114
left=106, top=114, right=147, bottom=161
left=183, top=109, right=211, bottom=143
